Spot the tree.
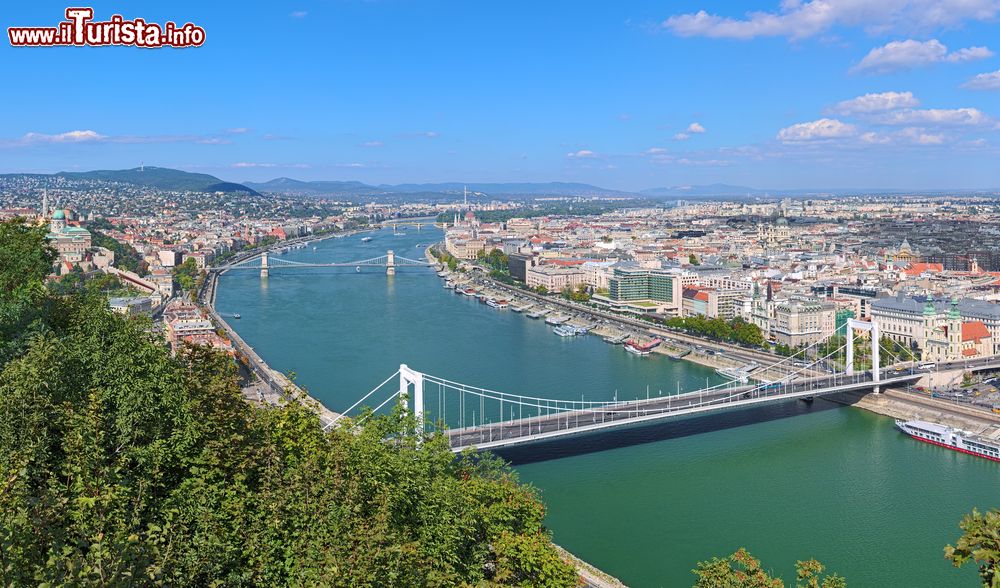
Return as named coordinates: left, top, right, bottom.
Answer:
left=0, top=220, right=56, bottom=364
left=0, top=225, right=578, bottom=586
left=172, top=257, right=200, bottom=292
left=90, top=229, right=148, bottom=276
left=689, top=253, right=701, bottom=266
left=692, top=549, right=845, bottom=588
left=945, top=508, right=1000, bottom=588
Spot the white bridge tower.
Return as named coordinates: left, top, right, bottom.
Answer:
left=845, top=318, right=880, bottom=393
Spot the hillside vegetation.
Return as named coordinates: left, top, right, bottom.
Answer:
left=0, top=220, right=577, bottom=587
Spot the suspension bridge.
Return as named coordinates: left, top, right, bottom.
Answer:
left=212, top=249, right=434, bottom=277
left=328, top=319, right=1000, bottom=452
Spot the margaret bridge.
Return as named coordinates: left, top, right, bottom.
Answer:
left=327, top=319, right=1000, bottom=452
left=212, top=249, right=434, bottom=277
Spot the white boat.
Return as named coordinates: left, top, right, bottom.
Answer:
left=545, top=315, right=570, bottom=325
left=361, top=236, right=373, bottom=242
left=553, top=325, right=585, bottom=337
left=896, top=419, right=1000, bottom=461
left=486, top=298, right=509, bottom=309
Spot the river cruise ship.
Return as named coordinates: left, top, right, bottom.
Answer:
left=895, top=419, right=1000, bottom=462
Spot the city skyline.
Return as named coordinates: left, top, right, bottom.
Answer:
left=3, top=1, right=1000, bottom=190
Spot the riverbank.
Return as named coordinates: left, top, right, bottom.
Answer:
left=831, top=387, right=1000, bottom=440
left=199, top=228, right=382, bottom=426
left=425, top=246, right=805, bottom=383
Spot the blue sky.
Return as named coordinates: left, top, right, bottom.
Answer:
left=2, top=1, right=1000, bottom=191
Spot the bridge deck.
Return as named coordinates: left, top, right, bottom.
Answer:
left=445, top=372, right=922, bottom=452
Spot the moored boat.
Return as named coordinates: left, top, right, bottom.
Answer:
left=623, top=338, right=661, bottom=356
left=895, top=419, right=1000, bottom=461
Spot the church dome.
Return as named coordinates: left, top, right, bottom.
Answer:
left=52, top=209, right=66, bottom=220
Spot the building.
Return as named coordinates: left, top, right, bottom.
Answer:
left=592, top=264, right=681, bottom=315
left=508, top=253, right=535, bottom=282
left=158, top=250, right=181, bottom=267
left=772, top=299, right=836, bottom=348
left=682, top=286, right=746, bottom=320
left=109, top=296, right=153, bottom=316
left=525, top=265, right=587, bottom=292
left=46, top=209, right=91, bottom=265
left=870, top=295, right=1000, bottom=360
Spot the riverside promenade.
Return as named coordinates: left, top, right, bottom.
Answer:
left=199, top=232, right=357, bottom=428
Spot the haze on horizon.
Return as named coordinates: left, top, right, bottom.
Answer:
left=3, top=1, right=1000, bottom=192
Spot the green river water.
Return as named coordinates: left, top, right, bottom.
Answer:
left=216, top=226, right=995, bottom=587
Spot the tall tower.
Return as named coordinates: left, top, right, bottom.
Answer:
left=41, top=190, right=48, bottom=219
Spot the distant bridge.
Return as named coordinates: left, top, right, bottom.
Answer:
left=329, top=319, right=1000, bottom=452
left=212, top=249, right=434, bottom=277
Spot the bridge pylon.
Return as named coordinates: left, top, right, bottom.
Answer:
left=399, top=364, right=424, bottom=435
left=846, top=318, right=880, bottom=393
left=260, top=252, right=269, bottom=279
left=386, top=249, right=395, bottom=275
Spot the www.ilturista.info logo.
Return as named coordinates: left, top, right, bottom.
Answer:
left=8, top=8, right=205, bottom=48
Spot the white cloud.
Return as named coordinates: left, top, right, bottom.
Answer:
left=225, top=127, right=250, bottom=134
left=645, top=147, right=669, bottom=155
left=334, top=162, right=368, bottom=168
left=674, top=132, right=690, bottom=141
left=196, top=137, right=232, bottom=145
left=777, top=118, right=857, bottom=142
left=231, top=162, right=309, bottom=168
left=6, top=130, right=235, bottom=147
left=290, top=11, right=308, bottom=18
left=361, top=140, right=384, bottom=148
left=566, top=149, right=598, bottom=159
left=687, top=122, right=706, bottom=133
left=898, top=127, right=946, bottom=144
left=662, top=1, right=1000, bottom=40
left=22, top=130, right=107, bottom=143
left=860, top=131, right=892, bottom=144
left=852, top=39, right=993, bottom=74
left=962, top=69, right=1000, bottom=90
left=828, top=91, right=919, bottom=115
left=874, top=107, right=992, bottom=126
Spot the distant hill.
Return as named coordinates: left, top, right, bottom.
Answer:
left=378, top=182, right=633, bottom=196
left=243, top=177, right=375, bottom=195
left=244, top=178, right=635, bottom=198
left=53, top=167, right=259, bottom=195
left=640, top=183, right=766, bottom=197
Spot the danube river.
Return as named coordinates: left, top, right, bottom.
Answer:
left=217, top=226, right=994, bottom=587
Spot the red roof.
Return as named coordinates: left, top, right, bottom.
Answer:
left=962, top=348, right=980, bottom=357
left=962, top=321, right=991, bottom=342
left=904, top=262, right=943, bottom=276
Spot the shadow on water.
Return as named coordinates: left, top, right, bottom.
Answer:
left=494, top=397, right=847, bottom=466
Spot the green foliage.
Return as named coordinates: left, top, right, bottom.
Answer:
left=689, top=253, right=700, bottom=266
left=48, top=269, right=138, bottom=299
left=561, top=285, right=590, bottom=302
left=90, top=229, right=148, bottom=276
left=692, top=548, right=845, bottom=588
left=534, top=285, right=549, bottom=295
left=434, top=249, right=460, bottom=272
left=477, top=248, right=510, bottom=274
left=665, top=316, right=765, bottom=348
left=945, top=508, right=1000, bottom=588
left=0, top=223, right=577, bottom=586
left=172, top=257, right=201, bottom=293
left=0, top=220, right=56, bottom=364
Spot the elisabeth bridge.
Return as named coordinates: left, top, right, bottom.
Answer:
left=327, top=319, right=1000, bottom=453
